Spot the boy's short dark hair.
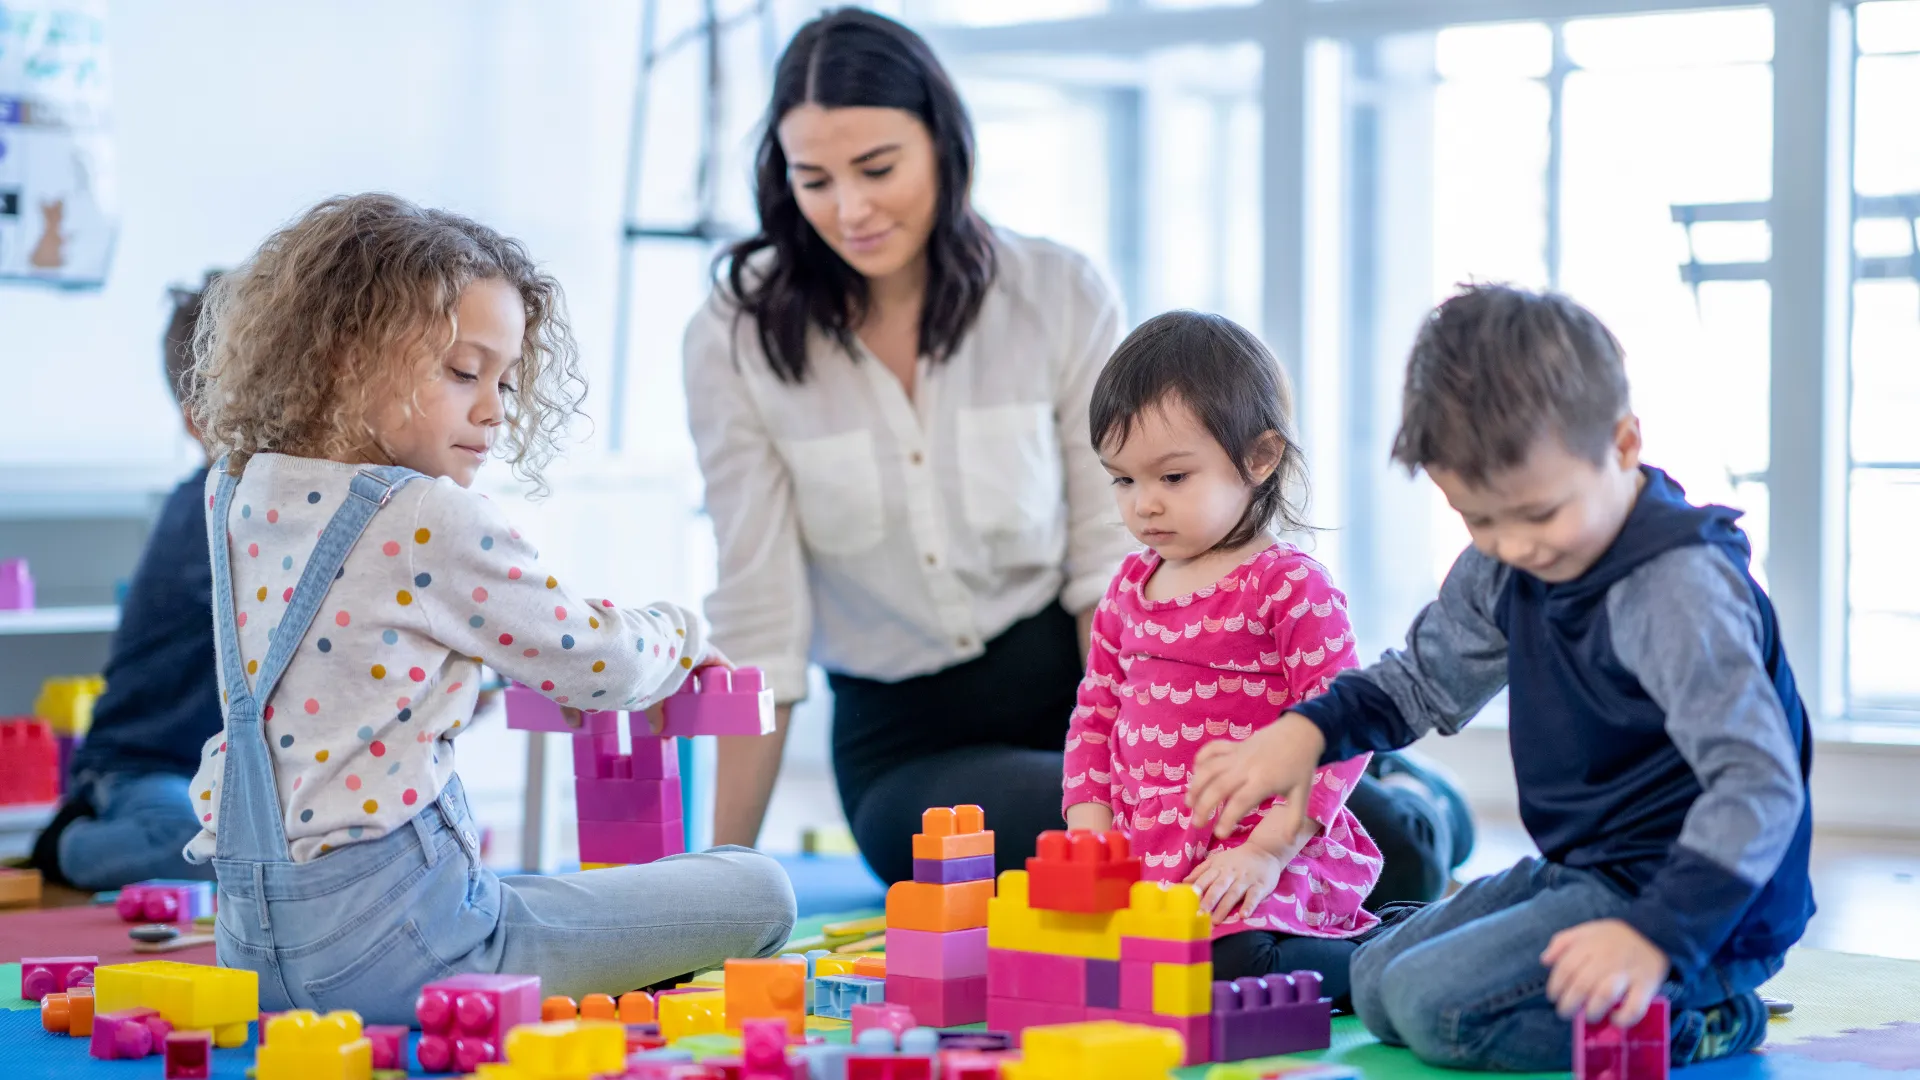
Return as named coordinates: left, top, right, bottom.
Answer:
left=1392, top=283, right=1630, bottom=484
left=163, top=271, right=220, bottom=406
left=1090, top=310, right=1309, bottom=550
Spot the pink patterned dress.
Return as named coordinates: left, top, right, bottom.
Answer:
left=1063, top=544, right=1382, bottom=939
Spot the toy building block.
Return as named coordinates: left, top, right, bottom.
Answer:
left=1120, top=961, right=1156, bottom=1014
left=0, top=557, right=33, bottom=609
left=851, top=1002, right=918, bottom=1044
left=911, top=805, right=993, bottom=861
left=0, top=718, right=59, bottom=804
left=21, top=955, right=98, bottom=1001
left=986, top=996, right=1086, bottom=1040
left=814, top=975, right=887, bottom=1021
left=42, top=986, right=96, bottom=1036
left=659, top=666, right=776, bottom=737
left=578, top=818, right=686, bottom=864
left=815, top=954, right=863, bottom=977
left=845, top=1055, right=936, bottom=1080
left=1575, top=996, right=1671, bottom=1080
left=987, top=870, right=1122, bottom=960
left=541, top=994, right=576, bottom=1021
left=364, top=1024, right=407, bottom=1070
left=94, top=959, right=260, bottom=1048
left=987, top=949, right=1087, bottom=1006
left=164, top=1029, right=214, bottom=1079
left=1085, top=1009, right=1211, bottom=1066
left=912, top=854, right=996, bottom=885
left=998, top=1020, right=1185, bottom=1080
left=1122, top=935, right=1209, bottom=964
left=1114, top=881, right=1211, bottom=942
left=885, top=879, right=993, bottom=933
left=504, top=682, right=620, bottom=734
left=884, top=973, right=987, bottom=1027
left=1153, top=960, right=1215, bottom=1017
left=937, top=1031, right=1014, bottom=1052
left=415, top=972, right=543, bottom=1073
left=1209, top=972, right=1331, bottom=1061
left=497, top=1019, right=627, bottom=1076
left=887, top=927, right=987, bottom=980
left=941, top=1049, right=1011, bottom=1080
left=726, top=956, right=808, bottom=1034
left=854, top=955, right=888, bottom=979
left=579, top=992, right=618, bottom=1020
left=117, top=881, right=215, bottom=924
left=89, top=1005, right=173, bottom=1059
left=256, top=1009, right=372, bottom=1080
left=34, top=676, right=102, bottom=737
left=620, top=990, right=657, bottom=1023
left=575, top=776, right=684, bottom=822
left=660, top=988, right=727, bottom=1041
left=0, top=866, right=44, bottom=906
left=1027, top=830, right=1143, bottom=914
left=1086, top=959, right=1122, bottom=1010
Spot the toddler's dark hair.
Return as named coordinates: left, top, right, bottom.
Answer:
left=1392, top=283, right=1630, bottom=483
left=1090, top=310, right=1308, bottom=552
left=163, top=271, right=220, bottom=406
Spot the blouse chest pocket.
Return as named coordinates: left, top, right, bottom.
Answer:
left=779, top=430, right=886, bottom=557
left=955, top=402, right=1065, bottom=566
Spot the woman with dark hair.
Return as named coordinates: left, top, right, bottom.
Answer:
left=685, top=7, right=1473, bottom=895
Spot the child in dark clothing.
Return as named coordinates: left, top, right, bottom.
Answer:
left=1188, top=284, right=1812, bottom=1071
left=31, top=278, right=226, bottom=889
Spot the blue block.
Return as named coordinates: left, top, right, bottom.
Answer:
left=813, top=974, right=887, bottom=1020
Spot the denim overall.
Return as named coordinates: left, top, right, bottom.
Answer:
left=205, top=462, right=793, bottom=1025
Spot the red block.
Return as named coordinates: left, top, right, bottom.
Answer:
left=0, top=719, right=58, bottom=805
left=986, top=950, right=1086, bottom=1005
left=1086, top=1008, right=1211, bottom=1065
left=1576, top=996, right=1670, bottom=1080
left=415, top=972, right=542, bottom=1073
left=164, top=1030, right=212, bottom=1079
left=884, top=974, right=987, bottom=1027
left=846, top=1054, right=935, bottom=1080
left=986, top=997, right=1086, bottom=1042
left=575, top=776, right=683, bottom=822
left=1025, top=830, right=1142, bottom=913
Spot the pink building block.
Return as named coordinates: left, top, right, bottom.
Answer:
left=659, top=667, right=775, bottom=737
left=415, top=972, right=543, bottom=1073
left=986, top=949, right=1086, bottom=1006
left=887, top=927, right=987, bottom=980
left=626, top=734, right=680, bottom=779
left=884, top=974, right=986, bottom=1027
left=1575, top=996, right=1670, bottom=1080
left=1087, top=1008, right=1211, bottom=1065
left=1209, top=972, right=1331, bottom=1061
left=20, top=956, right=97, bottom=1002
left=366, top=1023, right=408, bottom=1070
left=89, top=1006, right=172, bottom=1059
left=1119, top=960, right=1155, bottom=1013
left=851, top=1002, right=918, bottom=1044
left=986, top=997, right=1086, bottom=1042
left=579, top=818, right=686, bottom=864
left=504, top=683, right=619, bottom=734
left=115, top=882, right=212, bottom=924
left=570, top=731, right=679, bottom=781
left=1120, top=936, right=1209, bottom=964
left=164, top=1029, right=213, bottom=1079
left=0, top=558, right=33, bottom=610
left=575, top=776, right=684, bottom=822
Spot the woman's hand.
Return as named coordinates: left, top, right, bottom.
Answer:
left=1188, top=712, right=1326, bottom=840
left=1183, top=843, right=1285, bottom=922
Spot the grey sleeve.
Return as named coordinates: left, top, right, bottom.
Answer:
left=1296, top=546, right=1512, bottom=759
left=1607, top=546, right=1806, bottom=885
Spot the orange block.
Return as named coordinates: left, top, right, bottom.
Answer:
left=580, top=993, right=617, bottom=1021
left=618, top=991, right=655, bottom=1023
left=886, top=878, right=993, bottom=932
left=911, top=805, right=994, bottom=861
left=43, top=987, right=96, bottom=1037
left=723, top=957, right=806, bottom=1035
left=852, top=955, right=886, bottom=978
left=542, top=995, right=576, bottom=1022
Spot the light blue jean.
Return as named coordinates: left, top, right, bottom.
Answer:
left=1350, top=857, right=1783, bottom=1072
left=204, top=462, right=795, bottom=1025
left=56, top=771, right=217, bottom=890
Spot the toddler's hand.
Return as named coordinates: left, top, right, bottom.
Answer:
left=695, top=644, right=734, bottom=672
left=1541, top=918, right=1671, bottom=1027
left=1188, top=713, right=1325, bottom=840
left=1183, top=843, right=1285, bottom=922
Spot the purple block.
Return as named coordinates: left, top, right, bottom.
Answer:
left=416, top=972, right=543, bottom=1073
left=1118, top=960, right=1155, bottom=1013
left=0, top=558, right=34, bottom=610
left=887, top=927, right=987, bottom=980
left=575, top=776, right=683, bottom=822
left=1085, top=959, right=1120, bottom=1009
left=579, top=818, right=686, bottom=864
left=1209, top=972, right=1332, bottom=1061
left=911, top=854, right=995, bottom=885
left=1120, top=936, right=1210, bottom=964
left=936, top=1031, right=1013, bottom=1052
left=658, top=667, right=776, bottom=737
left=986, top=949, right=1086, bottom=1005
left=505, top=683, right=620, bottom=734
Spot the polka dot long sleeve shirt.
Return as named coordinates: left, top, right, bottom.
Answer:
left=184, top=454, right=707, bottom=864
left=1062, top=544, right=1382, bottom=938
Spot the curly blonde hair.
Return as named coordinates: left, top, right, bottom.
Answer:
left=189, top=193, right=584, bottom=493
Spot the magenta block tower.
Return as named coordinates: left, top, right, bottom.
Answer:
left=504, top=682, right=687, bottom=866
left=415, top=972, right=543, bottom=1073
left=883, top=808, right=993, bottom=1026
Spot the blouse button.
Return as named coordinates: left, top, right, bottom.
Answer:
left=924, top=553, right=938, bottom=567
left=956, top=636, right=973, bottom=649
left=909, top=451, right=924, bottom=466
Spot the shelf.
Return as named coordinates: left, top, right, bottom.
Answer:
left=0, top=605, right=119, bottom=636
left=0, top=802, right=56, bottom=831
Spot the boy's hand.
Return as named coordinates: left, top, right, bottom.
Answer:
left=1183, top=844, right=1285, bottom=922
left=1188, top=713, right=1326, bottom=840
left=1542, top=919, right=1670, bottom=1027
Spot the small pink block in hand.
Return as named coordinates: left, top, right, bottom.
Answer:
left=659, top=667, right=776, bottom=737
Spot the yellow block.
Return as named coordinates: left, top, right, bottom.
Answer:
left=33, top=676, right=103, bottom=736
left=822, top=915, right=886, bottom=938
left=1114, top=881, right=1211, bottom=942
left=255, top=1010, right=373, bottom=1080
left=94, top=960, right=258, bottom=1046
left=999, top=1020, right=1183, bottom=1080
left=580, top=862, right=624, bottom=870
left=987, top=871, right=1121, bottom=959
left=813, top=955, right=860, bottom=977
left=658, top=990, right=726, bottom=1042
left=1151, top=960, right=1214, bottom=1017
left=501, top=1020, right=626, bottom=1078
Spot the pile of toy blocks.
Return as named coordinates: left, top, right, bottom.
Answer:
left=985, top=828, right=1332, bottom=1066
left=40, top=958, right=260, bottom=1069
left=882, top=804, right=995, bottom=1026
left=0, top=717, right=58, bottom=805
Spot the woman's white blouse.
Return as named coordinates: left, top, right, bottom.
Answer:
left=683, top=230, right=1134, bottom=703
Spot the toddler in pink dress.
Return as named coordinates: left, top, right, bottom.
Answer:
left=1065, top=310, right=1382, bottom=988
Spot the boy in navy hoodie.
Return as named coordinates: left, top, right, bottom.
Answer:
left=1188, top=284, right=1812, bottom=1070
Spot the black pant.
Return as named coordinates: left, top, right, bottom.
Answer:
left=828, top=602, right=1457, bottom=908
left=1212, top=931, right=1359, bottom=1007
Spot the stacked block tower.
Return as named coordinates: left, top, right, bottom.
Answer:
left=985, top=827, right=1332, bottom=1066
left=505, top=666, right=774, bottom=867
left=883, top=805, right=996, bottom=1026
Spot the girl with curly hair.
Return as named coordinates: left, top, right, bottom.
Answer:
left=181, top=193, right=794, bottom=1024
